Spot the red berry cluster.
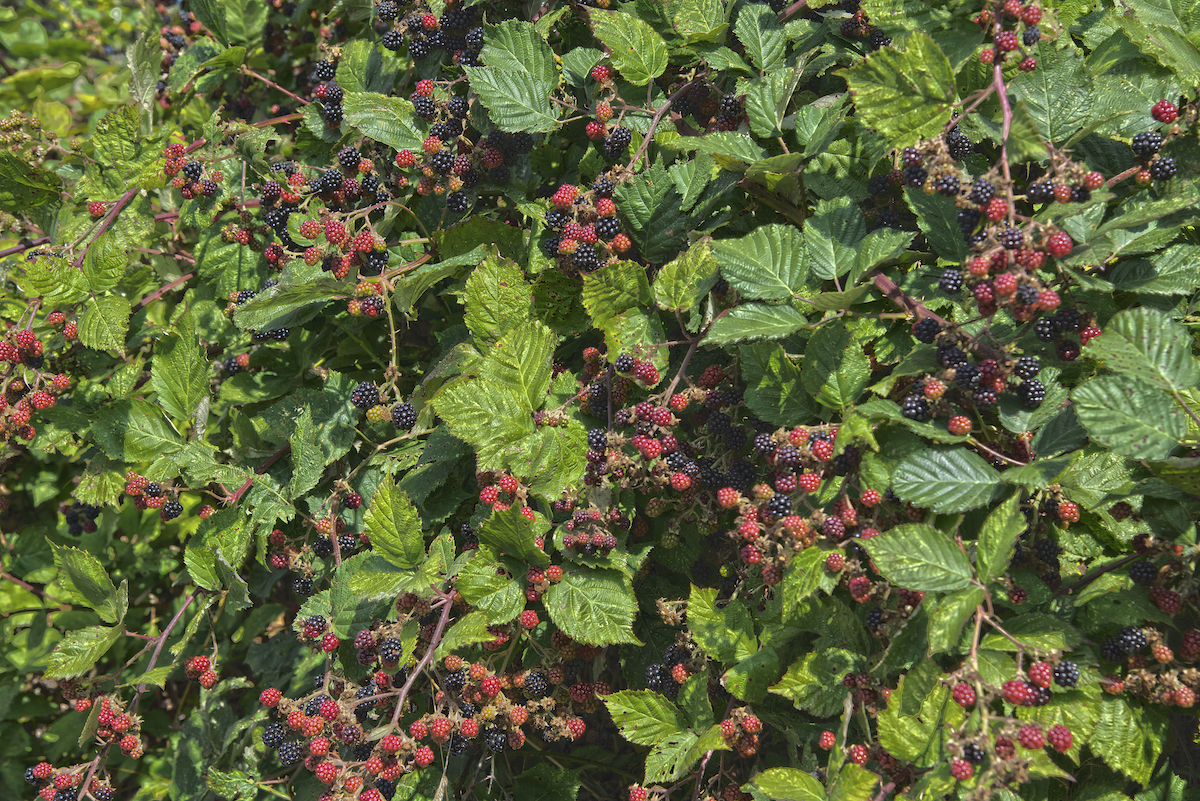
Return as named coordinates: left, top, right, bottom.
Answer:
left=977, top=0, right=1044, bottom=70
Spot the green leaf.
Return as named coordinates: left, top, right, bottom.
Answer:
left=769, top=648, right=856, bottom=716
left=464, top=255, right=533, bottom=343
left=478, top=506, right=551, bottom=567
left=1090, top=696, right=1165, bottom=785
left=1084, top=307, right=1200, bottom=394
left=688, top=585, right=756, bottom=663
left=45, top=625, right=123, bottom=680
left=713, top=224, right=808, bottom=300
left=189, top=0, right=229, bottom=47
left=1009, top=43, right=1095, bottom=145
left=603, top=690, right=686, bottom=746
left=644, top=731, right=700, bottom=783
left=52, top=544, right=123, bottom=624
left=512, top=764, right=581, bottom=801
left=336, top=39, right=399, bottom=95
left=582, top=259, right=652, bottom=330
left=905, top=187, right=970, bottom=263
left=801, top=321, right=870, bottom=408
left=224, top=0, right=268, bottom=47
left=654, top=240, right=720, bottom=312
left=92, top=399, right=183, bottom=462
left=478, top=322, right=554, bottom=410
left=740, top=342, right=819, bottom=425
left=979, top=612, right=1082, bottom=651
left=543, top=569, right=640, bottom=646
left=288, top=407, right=324, bottom=500
left=1071, top=376, right=1186, bottom=460
left=679, top=674, right=714, bottom=730
left=804, top=197, right=867, bottom=280
left=462, top=20, right=560, bottom=132
left=614, top=163, right=695, bottom=264
left=673, top=0, right=728, bottom=42
left=456, top=551, right=525, bottom=624
left=434, top=379, right=535, bottom=470
left=127, top=666, right=174, bottom=689
left=232, top=277, right=346, bottom=332
left=751, top=768, right=825, bottom=801
left=843, top=31, right=955, bottom=148
left=80, top=295, right=131, bottom=353
left=365, top=481, right=426, bottom=569
left=724, top=648, right=783, bottom=703
left=861, top=523, right=973, bottom=592
left=926, top=586, right=983, bottom=655
left=0, top=150, right=62, bottom=212
left=734, top=3, right=787, bottom=72
left=829, top=763, right=880, bottom=801
left=343, top=92, right=427, bottom=153
left=781, top=546, right=839, bottom=618
left=435, top=611, right=495, bottom=658
left=1111, top=0, right=1200, bottom=84
left=151, top=311, right=209, bottom=424
left=892, top=448, right=1001, bottom=513
left=976, top=493, right=1024, bottom=583
left=876, top=676, right=964, bottom=766
left=590, top=9, right=669, bottom=86
left=518, top=423, right=590, bottom=502
left=706, top=303, right=809, bottom=345
left=215, top=554, right=250, bottom=612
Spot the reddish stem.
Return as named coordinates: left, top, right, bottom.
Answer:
left=73, top=188, right=138, bottom=269
left=0, top=237, right=50, bottom=259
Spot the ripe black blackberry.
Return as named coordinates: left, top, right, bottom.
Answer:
left=541, top=235, right=562, bottom=258
left=376, top=0, right=398, bottom=20
left=900, top=394, right=930, bottom=421
left=972, top=387, right=998, bottom=408
left=483, top=727, right=507, bottom=751
left=93, top=787, right=116, bottom=801
left=1071, top=185, right=1090, bottom=203
left=293, top=577, right=313, bottom=596
left=1033, top=538, right=1060, bottom=563
left=431, top=120, right=461, bottom=140
left=1100, top=636, right=1125, bottom=662
left=447, top=732, right=470, bottom=755
left=572, top=243, right=599, bottom=270
left=587, top=428, right=608, bottom=450
left=262, top=722, right=286, bottom=748
left=933, top=175, right=959, bottom=196
left=1014, top=355, right=1040, bottom=379
left=183, top=161, right=203, bottom=181
left=945, top=129, right=973, bottom=160
left=1026, top=181, right=1053, bottom=204
left=444, top=669, right=466, bottom=693
left=315, top=170, right=343, bottom=195
left=604, top=127, right=632, bottom=157
left=938, top=268, right=963, bottom=293
left=376, top=779, right=398, bottom=800
left=955, top=363, right=980, bottom=388
left=524, top=671, right=549, bottom=698
left=957, top=208, right=981, bottom=233
left=322, top=102, right=343, bottom=126
left=545, top=209, right=569, bottom=230
left=967, top=179, right=995, bottom=205
left=937, top=345, right=968, bottom=368
left=278, top=740, right=302, bottom=764
left=913, top=317, right=940, bottom=343
left=1150, top=157, right=1177, bottom=180
left=362, top=175, right=380, bottom=194
left=868, top=175, right=892, bottom=196
left=869, top=28, right=891, bottom=48
left=718, top=94, right=742, bottom=116
left=431, top=151, right=454, bottom=174
left=162, top=500, right=183, bottom=520
left=753, top=432, right=775, bottom=454
left=1015, top=282, right=1039, bottom=306
left=1055, top=308, right=1082, bottom=331
left=1017, top=379, right=1046, bottom=407
left=901, top=147, right=922, bottom=167
left=409, top=36, right=431, bottom=58
left=379, top=638, right=403, bottom=664
left=1131, top=131, right=1162, bottom=157
left=596, top=216, right=620, bottom=239
left=1022, top=25, right=1041, bottom=45
left=412, top=96, right=437, bottom=119
left=645, top=662, right=670, bottom=691
left=1053, top=662, right=1079, bottom=688
left=593, top=175, right=615, bottom=196
left=766, top=494, right=792, bottom=517
left=1034, top=317, right=1058, bottom=341
left=446, top=192, right=471, bottom=213
left=962, top=743, right=986, bottom=763
left=324, top=83, right=344, bottom=105
left=466, top=26, right=485, bottom=49
left=391, top=402, right=417, bottom=430
left=1000, top=227, right=1024, bottom=249
left=337, top=147, right=361, bottom=173
left=146, top=481, right=163, bottom=497
left=311, top=59, right=336, bottom=82
left=24, top=767, right=39, bottom=785
left=664, top=643, right=690, bottom=666
left=1120, top=626, right=1147, bottom=653
left=903, top=166, right=927, bottom=186
left=447, top=96, right=469, bottom=118
left=775, top=444, right=802, bottom=467
left=338, top=533, right=357, bottom=554
left=1129, top=560, right=1156, bottom=585
left=351, top=381, right=380, bottom=409
left=363, top=250, right=388, bottom=276
left=866, top=607, right=883, bottom=630
left=314, top=537, right=334, bottom=557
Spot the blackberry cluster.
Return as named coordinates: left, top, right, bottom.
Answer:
left=912, top=317, right=940, bottom=343
left=524, top=671, right=549, bottom=699
left=1119, top=626, right=1147, bottom=653
left=261, top=722, right=286, bottom=748
left=63, top=501, right=102, bottom=535
left=1053, top=662, right=1079, bottom=688
left=900, top=394, right=930, bottom=421
left=604, top=126, right=632, bottom=158
left=938, top=268, right=963, bottom=294
left=351, top=381, right=380, bottom=410
left=1131, top=131, right=1162, bottom=157
left=278, top=740, right=302, bottom=764
left=483, top=727, right=507, bottom=751
left=391, top=402, right=417, bottom=430
left=645, top=663, right=680, bottom=699
left=161, top=500, right=184, bottom=520
left=945, top=126, right=972, bottom=160
left=1129, top=560, right=1156, bottom=585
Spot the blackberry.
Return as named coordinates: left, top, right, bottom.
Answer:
left=545, top=209, right=569, bottom=230
left=945, top=129, right=973, bottom=160
left=718, top=94, right=742, bottom=116
left=933, top=174, right=960, bottom=196
left=572, top=243, right=599, bottom=270
left=392, top=402, right=417, bottom=430
left=183, top=160, right=203, bottom=181
left=351, top=381, right=380, bottom=409
left=1034, top=318, right=1058, bottom=341
left=1015, top=282, right=1039, bottom=306
left=1150, top=157, right=1177, bottom=180
left=374, top=190, right=393, bottom=205
left=900, top=394, right=930, bottom=421
left=604, top=127, right=632, bottom=157
left=146, top=481, right=163, bottom=497
left=1022, top=26, right=1041, bottom=46
left=901, top=147, right=923, bottom=167
left=587, top=429, right=608, bottom=450
left=448, top=732, right=470, bottom=755
left=645, top=663, right=670, bottom=691
left=316, top=170, right=343, bottom=194
left=957, top=208, right=981, bottom=233
left=376, top=779, right=397, bottom=800
left=311, top=59, right=336, bottom=82
left=446, top=192, right=471, bottom=213
left=1071, top=185, right=1090, bottom=203
left=593, top=175, right=615, bottom=196
left=412, top=96, right=437, bottom=119
left=1100, top=636, right=1125, bottom=662
left=363, top=250, right=388, bottom=275
left=955, top=363, right=980, bottom=388
left=1120, top=626, right=1147, bottom=653
left=775, top=445, right=802, bottom=467
left=754, top=432, right=775, bottom=454
left=664, top=643, right=690, bottom=666
left=967, top=180, right=995, bottom=205
left=1129, top=560, right=1156, bottom=585
left=278, top=740, right=302, bottom=764
left=866, top=607, right=883, bottom=630
left=431, top=151, right=455, bottom=174
left=447, top=96, right=469, bottom=118
left=380, top=638, right=403, bottom=664
left=1017, top=379, right=1046, bottom=407
left=1026, top=181, right=1053, bottom=204
left=1055, top=308, right=1082, bottom=331
left=524, top=671, right=549, bottom=698
left=868, top=175, right=892, bottom=196
left=431, top=120, right=461, bottom=140
left=55, top=790, right=80, bottom=801
left=1131, top=131, right=1162, bottom=157
left=903, top=166, right=927, bottom=186
left=1053, top=662, right=1079, bottom=688
left=483, top=727, right=507, bottom=751
left=937, top=345, right=968, bottom=368
left=869, top=28, right=891, bottom=48
left=913, top=317, right=940, bottom=343
left=409, top=37, right=431, bottom=59
left=293, top=577, right=313, bottom=595
left=444, top=669, right=466, bottom=693
left=963, top=742, right=986, bottom=763
left=541, top=235, right=562, bottom=258
left=324, top=83, right=344, bottom=105
left=766, top=493, right=792, bottom=517
left=510, top=133, right=534, bottom=154
left=466, top=26, right=484, bottom=49
left=725, top=428, right=747, bottom=451
left=24, top=767, right=39, bottom=785
left=262, top=722, right=287, bottom=748
left=314, top=537, right=334, bottom=557
left=377, top=0, right=398, bottom=20
left=322, top=102, right=343, bottom=126
left=1000, top=228, right=1024, bottom=249
left=1033, top=539, right=1059, bottom=563
left=362, top=175, right=380, bottom=194
left=337, top=147, right=360, bottom=173
left=162, top=500, right=183, bottom=520
left=338, top=533, right=358, bottom=554
left=939, top=268, right=964, bottom=293
left=596, top=216, right=620, bottom=239
left=972, top=387, right=998, bottom=408
left=1014, top=356, right=1040, bottom=379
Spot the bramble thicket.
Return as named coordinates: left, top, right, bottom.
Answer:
left=1, top=0, right=1199, bottom=799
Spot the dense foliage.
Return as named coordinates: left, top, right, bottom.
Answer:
left=2, top=0, right=1200, bottom=800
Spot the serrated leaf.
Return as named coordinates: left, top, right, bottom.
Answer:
left=603, top=690, right=686, bottom=746
left=724, top=647, right=783, bottom=703
left=288, top=406, right=323, bottom=499
left=769, top=648, right=856, bottom=716
left=892, top=448, right=1001, bottom=513
left=862, top=523, right=973, bottom=592
left=734, top=3, right=787, bottom=72
left=713, top=224, right=807, bottom=300
left=1112, top=0, right=1200, bottom=84
left=979, top=612, right=1082, bottom=651
left=52, top=544, right=123, bottom=624
left=843, top=31, right=955, bottom=148
left=517, top=423, right=590, bottom=501
left=1009, top=44, right=1095, bottom=145
left=189, top=0, right=229, bottom=47
left=781, top=546, right=839, bottom=619
left=926, top=586, right=983, bottom=655
left=215, top=554, right=250, bottom=612
left=365, top=481, right=426, bottom=569
left=1085, top=307, right=1200, bottom=393
left=1090, top=696, right=1165, bottom=784
left=80, top=295, right=131, bottom=353
left=654, top=240, right=720, bottom=312
left=434, top=379, right=535, bottom=469
left=679, top=674, right=714, bottom=730
left=456, top=551, right=525, bottom=624
left=92, top=399, right=183, bottom=462
left=805, top=197, right=866, bottom=280
left=232, top=277, right=345, bottom=332
left=343, top=92, right=427, bottom=152
left=1071, top=376, right=1186, bottom=460
left=478, top=322, right=554, bottom=410
left=336, top=39, right=399, bottom=94
left=644, top=731, right=700, bottom=784
left=45, top=625, right=123, bottom=680
left=582, top=259, right=652, bottom=330
left=0, top=151, right=62, bottom=211
left=82, top=230, right=128, bottom=293
left=152, top=312, right=209, bottom=424
left=801, top=321, right=870, bottom=408
left=512, top=764, right=581, bottom=801
left=462, top=20, right=560, bottom=132
left=590, top=9, right=669, bottom=86
left=751, top=768, right=825, bottom=801
left=688, top=585, right=756, bottom=663
left=543, top=569, right=640, bottom=646
left=740, top=342, right=819, bottom=426
left=464, top=254, right=532, bottom=343
left=127, top=665, right=174, bottom=689
left=435, top=610, right=494, bottom=658
left=905, top=187, right=970, bottom=263
left=478, top=506, right=551, bottom=566
left=977, top=492, right=1025, bottom=582
left=706, top=303, right=809, bottom=345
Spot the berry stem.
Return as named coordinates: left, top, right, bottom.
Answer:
left=241, top=66, right=312, bottom=106
left=1054, top=553, right=1140, bottom=596
left=991, top=60, right=1018, bottom=230
left=661, top=322, right=708, bottom=400
left=135, top=272, right=196, bottom=309
left=968, top=437, right=1027, bottom=466
left=72, top=187, right=138, bottom=269
left=625, top=73, right=709, bottom=173
left=388, top=588, right=455, bottom=729
left=0, top=236, right=50, bottom=259
left=776, top=0, right=809, bottom=20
